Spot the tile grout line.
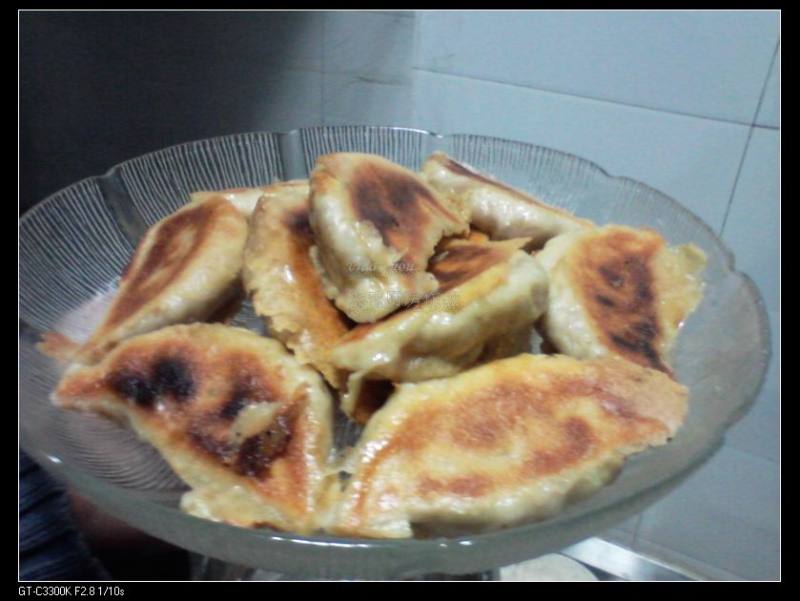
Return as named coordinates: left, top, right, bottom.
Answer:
left=750, top=41, right=780, bottom=128
left=717, top=126, right=754, bottom=238
left=718, top=41, right=779, bottom=237
left=411, top=67, right=756, bottom=128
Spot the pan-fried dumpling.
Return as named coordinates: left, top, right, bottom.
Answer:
left=189, top=186, right=272, bottom=216
left=309, top=153, right=469, bottom=323
left=53, top=323, right=334, bottom=534
left=59, top=196, right=249, bottom=364
left=536, top=225, right=706, bottom=373
left=422, top=152, right=593, bottom=247
left=243, top=180, right=351, bottom=389
left=323, top=354, right=688, bottom=538
left=331, top=237, right=548, bottom=422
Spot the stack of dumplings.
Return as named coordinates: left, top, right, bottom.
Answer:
left=42, top=150, right=706, bottom=538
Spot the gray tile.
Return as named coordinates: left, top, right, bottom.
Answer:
left=755, top=44, right=780, bottom=128
left=323, top=72, right=414, bottom=127
left=722, top=128, right=779, bottom=312
left=247, top=69, right=323, bottom=133
left=324, top=11, right=414, bottom=81
left=635, top=539, right=747, bottom=580
left=636, top=445, right=779, bottom=580
left=411, top=70, right=750, bottom=232
left=415, top=10, right=779, bottom=123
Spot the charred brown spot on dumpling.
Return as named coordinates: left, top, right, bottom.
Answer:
left=525, top=417, right=595, bottom=476
left=599, top=266, right=625, bottom=289
left=610, top=332, right=662, bottom=371
left=235, top=412, right=295, bottom=478
left=107, top=353, right=196, bottom=407
left=429, top=243, right=506, bottom=293
left=153, top=357, right=194, bottom=401
left=595, top=294, right=616, bottom=307
left=189, top=427, right=235, bottom=463
left=104, top=199, right=230, bottom=329
left=217, top=359, right=283, bottom=420
left=574, top=229, right=668, bottom=372
left=352, top=167, right=426, bottom=244
left=283, top=206, right=313, bottom=241
left=108, top=371, right=156, bottom=408
left=218, top=389, right=251, bottom=421
left=350, top=163, right=459, bottom=260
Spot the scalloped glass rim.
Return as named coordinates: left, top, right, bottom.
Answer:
left=19, top=126, right=771, bottom=579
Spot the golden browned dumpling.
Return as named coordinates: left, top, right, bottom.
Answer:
left=53, top=324, right=334, bottom=534
left=536, top=225, right=706, bottom=372
left=309, top=153, right=469, bottom=323
left=242, top=180, right=351, bottom=389
left=323, top=354, right=688, bottom=539
left=49, top=196, right=249, bottom=365
left=331, top=237, right=548, bottom=422
left=422, top=152, right=594, bottom=247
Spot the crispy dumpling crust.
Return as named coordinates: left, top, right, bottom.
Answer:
left=243, top=181, right=351, bottom=389
left=61, top=197, right=248, bottom=365
left=537, top=225, right=706, bottom=372
left=54, top=324, right=334, bottom=534
left=324, top=354, right=688, bottom=538
left=331, top=237, right=549, bottom=422
left=422, top=152, right=594, bottom=246
left=309, top=153, right=469, bottom=323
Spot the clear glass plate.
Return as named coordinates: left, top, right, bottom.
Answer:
left=19, top=126, right=771, bottom=579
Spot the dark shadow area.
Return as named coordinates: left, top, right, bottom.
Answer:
left=20, top=11, right=319, bottom=214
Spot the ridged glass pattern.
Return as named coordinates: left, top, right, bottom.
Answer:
left=19, top=127, right=770, bottom=579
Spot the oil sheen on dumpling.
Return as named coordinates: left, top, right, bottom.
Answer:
left=536, top=225, right=706, bottom=372
left=243, top=180, right=351, bottom=389
left=309, top=153, right=469, bottom=323
left=331, top=236, right=548, bottom=422
left=422, top=152, right=593, bottom=247
left=323, top=353, right=688, bottom=538
left=53, top=323, right=334, bottom=534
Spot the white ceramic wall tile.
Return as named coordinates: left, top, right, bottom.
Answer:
left=720, top=127, right=779, bottom=462
left=323, top=11, right=414, bottom=81
left=323, top=72, right=414, bottom=127
left=412, top=71, right=750, bottom=232
left=722, top=128, right=779, bottom=314
left=636, top=445, right=779, bottom=580
left=415, top=10, right=778, bottom=124
left=755, top=44, right=780, bottom=128
left=247, top=69, right=323, bottom=133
